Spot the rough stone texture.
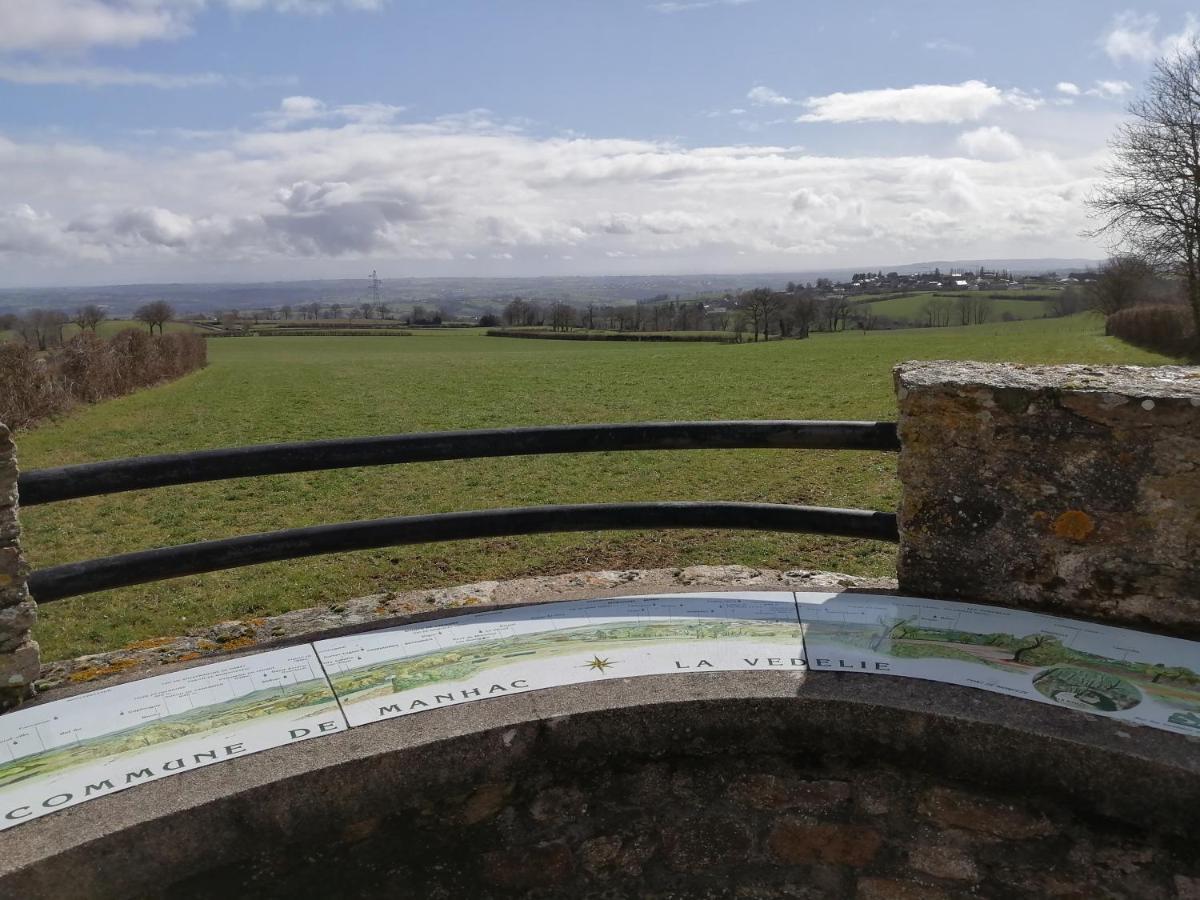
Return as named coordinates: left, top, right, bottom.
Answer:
left=36, top=565, right=897, bottom=691
left=0, top=423, right=36, bottom=710
left=895, top=362, right=1200, bottom=636
left=124, top=751, right=1200, bottom=898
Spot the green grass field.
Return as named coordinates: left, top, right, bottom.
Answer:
left=14, top=314, right=1172, bottom=660
left=860, top=292, right=1052, bottom=322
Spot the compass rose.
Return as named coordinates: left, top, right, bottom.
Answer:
left=583, top=655, right=616, bottom=672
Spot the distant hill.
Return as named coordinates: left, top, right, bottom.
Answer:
left=881, top=258, right=1101, bottom=276
left=0, top=258, right=1101, bottom=317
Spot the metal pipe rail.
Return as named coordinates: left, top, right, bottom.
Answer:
left=25, top=502, right=899, bottom=603
left=17, top=420, right=900, bottom=506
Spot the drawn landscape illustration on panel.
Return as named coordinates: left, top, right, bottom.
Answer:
left=328, top=616, right=805, bottom=708
left=803, top=606, right=1200, bottom=731
left=0, top=650, right=342, bottom=797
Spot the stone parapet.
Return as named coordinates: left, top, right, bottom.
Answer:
left=0, top=423, right=37, bottom=710
left=895, top=362, right=1200, bottom=636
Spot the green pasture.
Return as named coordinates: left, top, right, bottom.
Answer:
left=14, top=314, right=1171, bottom=659
left=859, top=292, right=1053, bottom=322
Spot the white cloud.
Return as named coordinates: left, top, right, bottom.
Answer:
left=1056, top=82, right=1081, bottom=96
left=797, top=81, right=1040, bottom=125
left=262, top=95, right=406, bottom=127
left=0, top=62, right=295, bottom=89
left=1101, top=11, right=1198, bottom=64
left=0, top=0, right=388, bottom=53
left=650, top=0, right=757, bottom=13
left=1087, top=80, right=1132, bottom=100
left=956, top=126, right=1023, bottom=160
left=747, top=86, right=795, bottom=107
left=923, top=38, right=972, bottom=55
left=0, top=105, right=1106, bottom=283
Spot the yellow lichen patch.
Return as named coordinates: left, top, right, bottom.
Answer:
left=196, top=639, right=219, bottom=651
left=67, top=657, right=139, bottom=683
left=124, top=636, right=176, bottom=651
left=1053, top=510, right=1095, bottom=541
left=219, top=636, right=257, bottom=651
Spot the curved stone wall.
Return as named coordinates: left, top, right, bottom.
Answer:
left=2, top=643, right=1198, bottom=898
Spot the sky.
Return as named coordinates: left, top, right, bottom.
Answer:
left=0, top=0, right=1196, bottom=287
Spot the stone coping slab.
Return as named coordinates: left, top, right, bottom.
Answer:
left=894, top=361, right=1200, bottom=400
left=37, top=566, right=898, bottom=692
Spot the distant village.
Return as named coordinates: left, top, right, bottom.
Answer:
left=834, top=267, right=1096, bottom=296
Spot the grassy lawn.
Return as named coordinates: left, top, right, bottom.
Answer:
left=14, top=314, right=1171, bottom=660
left=860, top=292, right=1052, bottom=322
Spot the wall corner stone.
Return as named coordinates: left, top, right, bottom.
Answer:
left=0, top=422, right=38, bottom=711
left=894, top=361, right=1200, bottom=637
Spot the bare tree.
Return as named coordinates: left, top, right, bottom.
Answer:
left=739, top=288, right=783, bottom=341
left=73, top=304, right=107, bottom=332
left=134, top=300, right=174, bottom=335
left=1085, top=255, right=1159, bottom=317
left=781, top=292, right=816, bottom=338
left=549, top=301, right=576, bottom=332
left=48, top=309, right=69, bottom=344
left=16, top=309, right=60, bottom=350
left=1087, top=39, right=1200, bottom=343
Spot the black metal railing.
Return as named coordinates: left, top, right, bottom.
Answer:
left=19, top=420, right=901, bottom=604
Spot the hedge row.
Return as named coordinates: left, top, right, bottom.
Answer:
left=1107, top=305, right=1198, bottom=358
left=0, top=331, right=207, bottom=430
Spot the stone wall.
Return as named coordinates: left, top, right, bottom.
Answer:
left=895, top=362, right=1200, bottom=637
left=0, top=423, right=37, bottom=710
left=167, top=749, right=1199, bottom=899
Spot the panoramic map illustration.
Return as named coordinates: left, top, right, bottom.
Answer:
left=0, top=646, right=345, bottom=831
left=797, top=593, right=1200, bottom=736
left=313, top=594, right=807, bottom=727
left=3, top=592, right=1199, bottom=832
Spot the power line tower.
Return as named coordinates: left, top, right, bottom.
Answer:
left=368, top=269, right=381, bottom=306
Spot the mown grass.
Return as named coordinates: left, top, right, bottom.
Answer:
left=15, top=314, right=1171, bottom=659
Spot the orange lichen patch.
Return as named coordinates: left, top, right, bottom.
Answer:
left=67, top=658, right=139, bottom=683
left=375, top=605, right=391, bottom=615
left=249, top=617, right=268, bottom=627
left=196, top=639, right=219, bottom=651
left=124, top=636, right=176, bottom=651
left=219, top=636, right=257, bottom=651
left=1053, top=510, right=1095, bottom=541
left=177, top=651, right=202, bottom=662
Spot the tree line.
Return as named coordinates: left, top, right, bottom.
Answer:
left=1, top=301, right=175, bottom=350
